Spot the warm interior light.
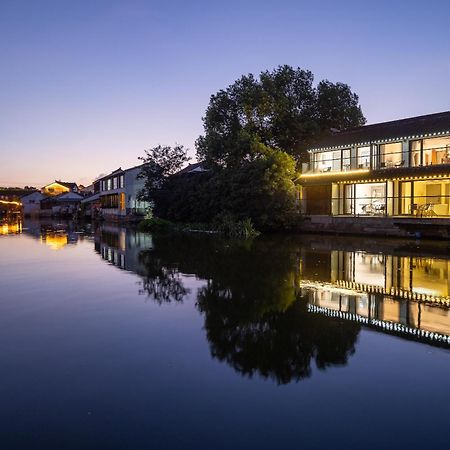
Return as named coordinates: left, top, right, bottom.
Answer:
left=300, top=169, right=370, bottom=179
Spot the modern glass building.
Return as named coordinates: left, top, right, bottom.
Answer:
left=300, top=111, right=450, bottom=218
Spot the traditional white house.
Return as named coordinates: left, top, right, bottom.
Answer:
left=40, top=192, right=84, bottom=217
left=41, top=181, right=79, bottom=196
left=94, top=164, right=150, bottom=220
left=21, top=191, right=45, bottom=216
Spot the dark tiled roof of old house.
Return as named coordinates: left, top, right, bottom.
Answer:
left=176, top=162, right=207, bottom=175
left=53, top=181, right=79, bottom=190
left=311, top=110, right=450, bottom=150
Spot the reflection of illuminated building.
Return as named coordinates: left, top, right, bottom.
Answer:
left=40, top=233, right=69, bottom=250
left=300, top=248, right=450, bottom=345
left=21, top=220, right=83, bottom=249
left=0, top=221, right=22, bottom=236
left=95, top=226, right=152, bottom=273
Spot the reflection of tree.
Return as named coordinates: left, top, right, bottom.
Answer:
left=138, top=251, right=189, bottom=304
left=136, top=233, right=360, bottom=383
left=197, top=284, right=360, bottom=384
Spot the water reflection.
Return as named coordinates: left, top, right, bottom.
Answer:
left=14, top=219, right=90, bottom=249
left=91, top=232, right=352, bottom=382
left=300, top=243, right=450, bottom=345
left=10, top=221, right=450, bottom=383
left=0, top=221, right=22, bottom=235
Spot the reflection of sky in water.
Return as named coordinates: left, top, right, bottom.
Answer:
left=0, top=225, right=450, bottom=449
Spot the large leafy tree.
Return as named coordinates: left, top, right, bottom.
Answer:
left=196, top=65, right=365, bottom=166
left=138, top=144, right=190, bottom=204
left=155, top=142, right=300, bottom=230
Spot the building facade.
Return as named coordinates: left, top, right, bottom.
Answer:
left=21, top=191, right=45, bottom=216
left=301, top=111, right=450, bottom=220
left=41, top=181, right=79, bottom=196
left=94, top=165, right=150, bottom=219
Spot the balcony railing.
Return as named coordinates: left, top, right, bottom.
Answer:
left=305, top=146, right=450, bottom=174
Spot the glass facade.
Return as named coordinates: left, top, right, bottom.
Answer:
left=356, top=146, right=370, bottom=169
left=331, top=178, right=450, bottom=217
left=308, top=135, right=450, bottom=173
left=334, top=182, right=387, bottom=216
left=312, top=149, right=352, bottom=173
left=379, top=142, right=403, bottom=167
left=422, top=136, right=450, bottom=166
left=400, top=179, right=450, bottom=216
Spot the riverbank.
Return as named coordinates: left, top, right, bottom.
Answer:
left=300, top=215, right=450, bottom=240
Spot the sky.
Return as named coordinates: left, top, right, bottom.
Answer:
left=1, top=0, right=450, bottom=188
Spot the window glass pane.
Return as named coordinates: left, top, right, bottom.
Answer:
left=422, top=136, right=450, bottom=166
left=380, top=142, right=403, bottom=167
left=344, top=184, right=353, bottom=214
left=400, top=182, right=412, bottom=215
left=342, top=149, right=351, bottom=171
left=354, top=183, right=386, bottom=215
left=314, top=151, right=334, bottom=172
left=357, top=146, right=370, bottom=169
left=413, top=180, right=450, bottom=216
left=410, top=140, right=421, bottom=167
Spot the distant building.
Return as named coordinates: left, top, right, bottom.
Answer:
left=92, top=164, right=150, bottom=220
left=80, top=183, right=94, bottom=196
left=42, top=181, right=79, bottom=196
left=40, top=192, right=83, bottom=217
left=21, top=191, right=45, bottom=216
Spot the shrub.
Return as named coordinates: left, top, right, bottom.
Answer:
left=138, top=217, right=173, bottom=233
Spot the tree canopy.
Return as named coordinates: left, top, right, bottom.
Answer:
left=155, top=142, right=299, bottom=230
left=196, top=65, right=365, bottom=167
left=139, top=66, right=365, bottom=230
left=138, top=144, right=190, bottom=204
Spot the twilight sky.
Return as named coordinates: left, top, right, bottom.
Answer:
left=1, top=0, right=450, bottom=188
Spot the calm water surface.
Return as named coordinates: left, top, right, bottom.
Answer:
left=0, top=220, right=449, bottom=450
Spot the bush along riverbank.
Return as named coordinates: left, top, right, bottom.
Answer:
left=138, top=214, right=260, bottom=239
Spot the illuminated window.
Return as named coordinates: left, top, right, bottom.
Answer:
left=342, top=182, right=386, bottom=216
left=119, top=193, right=126, bottom=211
left=410, top=140, right=422, bottom=167
left=422, top=136, right=450, bottom=166
left=313, top=149, right=349, bottom=173
left=357, top=146, right=370, bottom=169
left=380, top=142, right=403, bottom=168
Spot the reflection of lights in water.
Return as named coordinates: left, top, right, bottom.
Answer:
left=302, top=279, right=450, bottom=306
left=300, top=281, right=366, bottom=297
left=40, top=234, right=68, bottom=250
left=412, top=287, right=442, bottom=296
left=0, top=222, right=22, bottom=235
left=307, top=304, right=450, bottom=345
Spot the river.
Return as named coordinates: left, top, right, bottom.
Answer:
left=0, top=220, right=449, bottom=449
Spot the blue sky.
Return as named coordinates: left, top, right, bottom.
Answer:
left=1, top=0, right=450, bottom=187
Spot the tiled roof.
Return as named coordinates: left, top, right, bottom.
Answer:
left=176, top=162, right=207, bottom=175
left=50, top=180, right=78, bottom=190
left=311, top=110, right=450, bottom=150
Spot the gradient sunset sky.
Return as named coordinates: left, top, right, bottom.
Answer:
left=1, top=0, right=450, bottom=188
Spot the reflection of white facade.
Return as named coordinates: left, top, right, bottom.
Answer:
left=95, top=226, right=153, bottom=274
